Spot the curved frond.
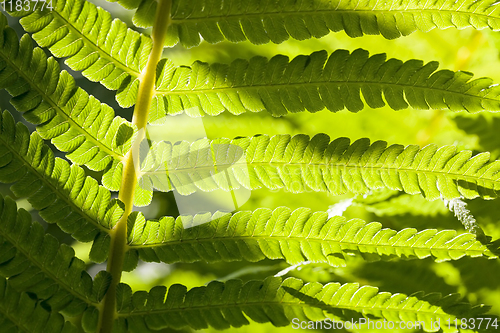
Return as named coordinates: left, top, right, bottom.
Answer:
left=152, top=49, right=500, bottom=119
left=7, top=0, right=151, bottom=108
left=355, top=190, right=450, bottom=217
left=453, top=113, right=500, bottom=159
left=0, top=194, right=108, bottom=318
left=105, top=0, right=500, bottom=46
left=131, top=134, right=500, bottom=206
left=0, top=110, right=122, bottom=245
left=0, top=278, right=77, bottom=333
left=354, top=260, right=458, bottom=296
left=0, top=15, right=135, bottom=173
left=115, top=276, right=491, bottom=332
left=125, top=207, right=495, bottom=268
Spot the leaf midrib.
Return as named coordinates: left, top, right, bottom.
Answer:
left=170, top=8, right=500, bottom=23
left=129, top=231, right=488, bottom=260
left=154, top=78, right=499, bottom=106
left=141, top=160, right=500, bottom=189
left=117, top=296, right=455, bottom=318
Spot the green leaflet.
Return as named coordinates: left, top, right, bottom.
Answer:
left=104, top=0, right=500, bottom=46
left=0, top=110, right=122, bottom=245
left=105, top=0, right=157, bottom=29
left=8, top=0, right=151, bottom=108
left=115, top=276, right=491, bottom=332
left=0, top=14, right=135, bottom=173
left=0, top=278, right=77, bottom=333
left=125, top=207, right=495, bottom=268
left=0, top=194, right=109, bottom=319
left=128, top=134, right=500, bottom=206
left=151, top=49, right=500, bottom=118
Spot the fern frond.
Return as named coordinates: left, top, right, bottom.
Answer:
left=124, top=207, right=495, bottom=269
left=131, top=134, right=500, bottom=206
left=151, top=49, right=500, bottom=119
left=115, top=276, right=491, bottom=332
left=453, top=113, right=500, bottom=159
left=356, top=190, right=450, bottom=217
left=0, top=194, right=108, bottom=320
left=104, top=0, right=500, bottom=46
left=0, top=278, right=78, bottom=333
left=0, top=110, right=122, bottom=249
left=0, top=15, right=135, bottom=173
left=354, top=260, right=457, bottom=296
left=453, top=257, right=500, bottom=293
left=7, top=0, right=151, bottom=108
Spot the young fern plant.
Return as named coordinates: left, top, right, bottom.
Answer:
left=0, top=0, right=500, bottom=332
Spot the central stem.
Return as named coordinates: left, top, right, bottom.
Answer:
left=97, top=1, right=172, bottom=332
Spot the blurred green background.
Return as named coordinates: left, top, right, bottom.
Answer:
left=1, top=2, right=500, bottom=332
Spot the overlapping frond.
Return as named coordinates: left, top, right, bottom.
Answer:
left=453, top=114, right=500, bottom=159
left=355, top=190, right=449, bottom=217
left=0, top=15, right=135, bottom=173
left=8, top=0, right=151, bottom=108
left=354, top=260, right=459, bottom=296
left=125, top=207, right=495, bottom=268
left=105, top=0, right=500, bottom=46
left=115, top=276, right=491, bottom=332
left=0, top=110, right=122, bottom=249
left=0, top=278, right=77, bottom=333
left=151, top=49, right=500, bottom=119
left=130, top=134, right=500, bottom=206
left=0, top=194, right=108, bottom=321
